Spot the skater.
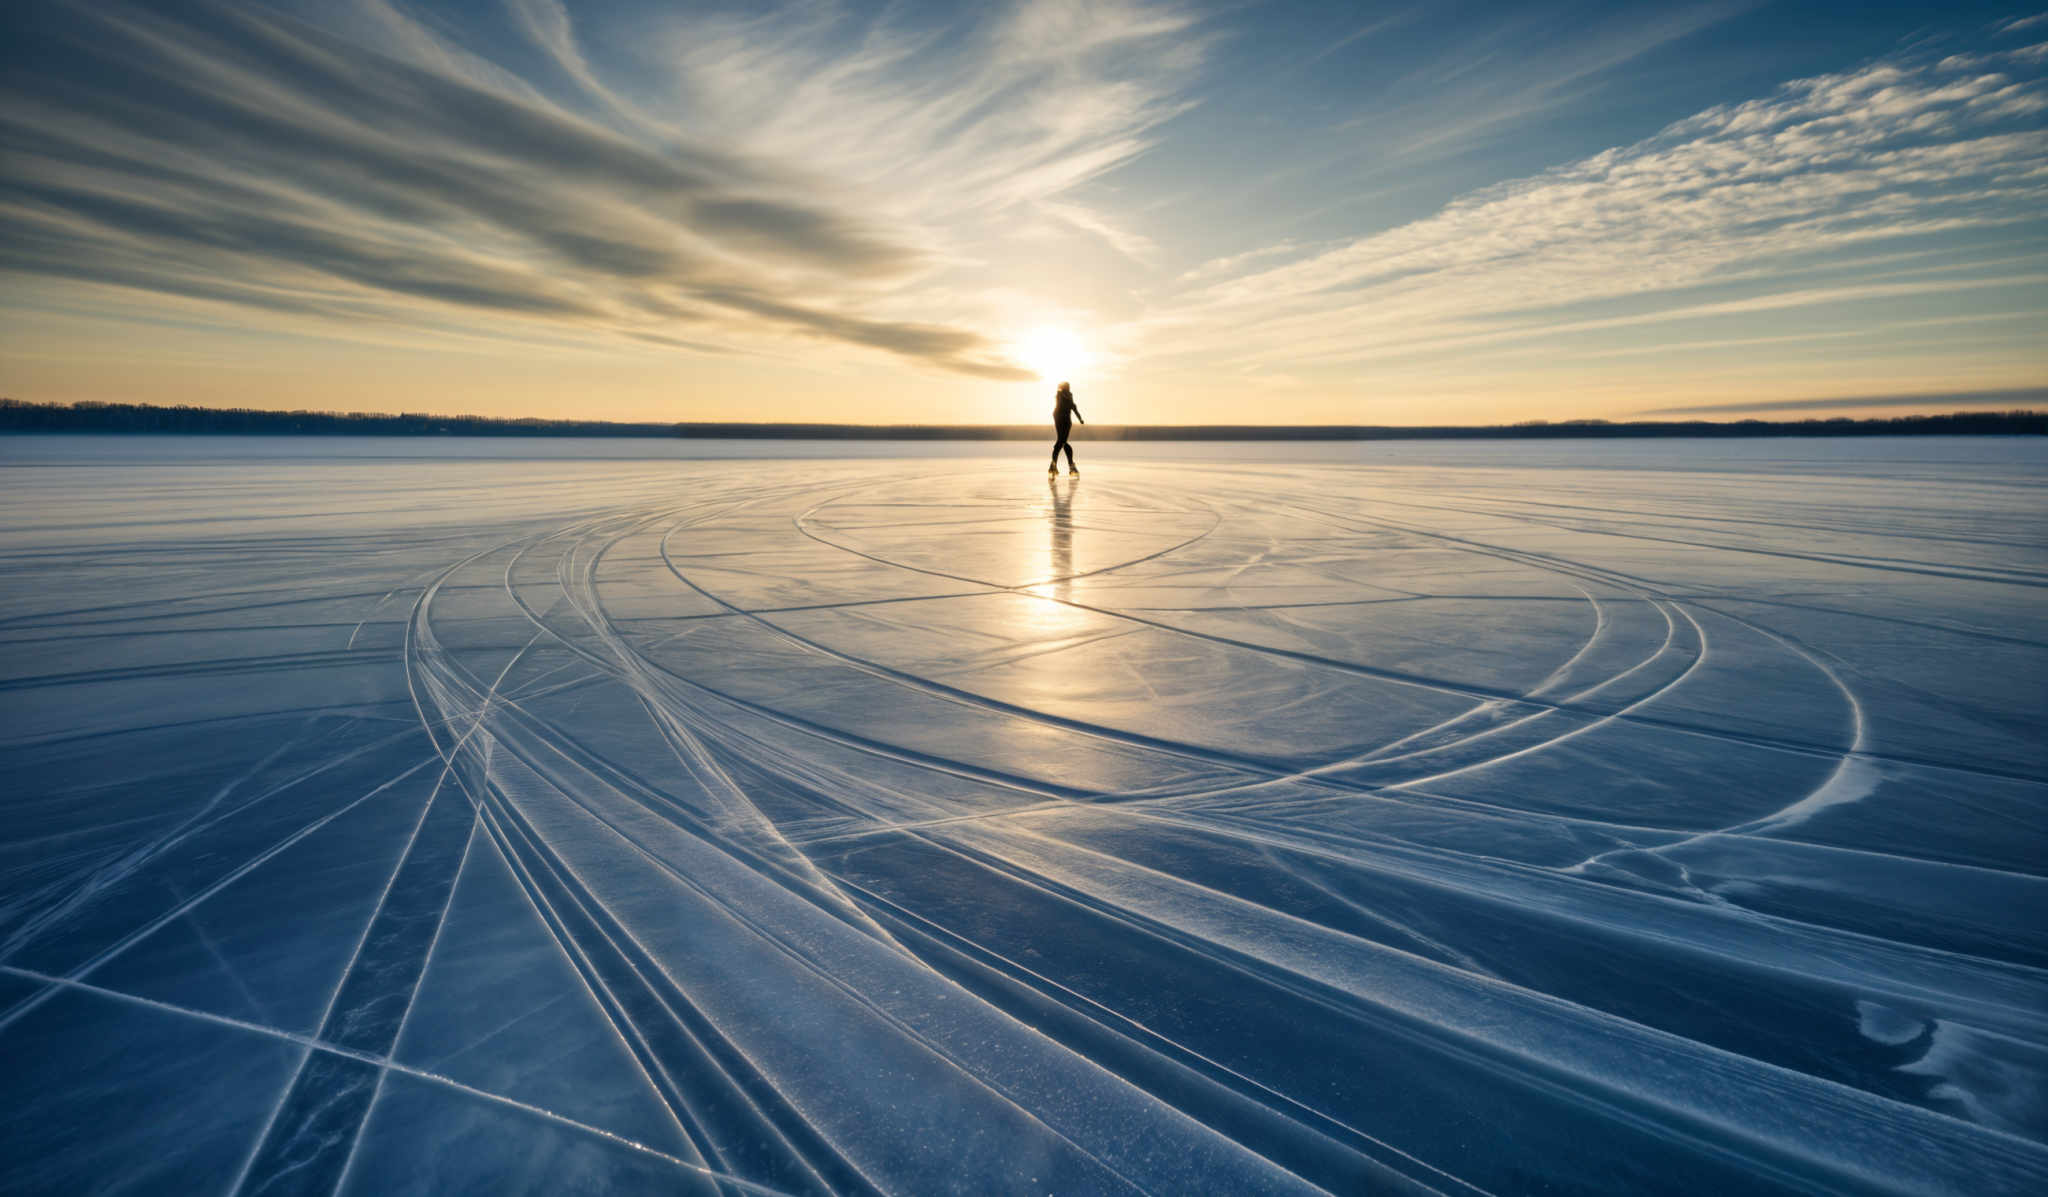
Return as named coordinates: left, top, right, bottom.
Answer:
left=1049, top=381, right=1083, bottom=475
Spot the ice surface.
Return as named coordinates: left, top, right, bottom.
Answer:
left=2, top=434, right=2045, bottom=1195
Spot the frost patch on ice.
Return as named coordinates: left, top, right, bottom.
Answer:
left=1898, top=1018, right=2048, bottom=1136
left=1855, top=999, right=1930, bottom=1047
left=1563, top=848, right=1708, bottom=900
left=1738, top=752, right=1886, bottom=837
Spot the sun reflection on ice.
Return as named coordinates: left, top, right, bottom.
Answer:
left=1020, top=474, right=1091, bottom=639
left=1045, top=473, right=1075, bottom=596
left=1007, top=472, right=1102, bottom=707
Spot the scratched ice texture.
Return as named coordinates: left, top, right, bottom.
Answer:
left=1, top=434, right=2044, bottom=1196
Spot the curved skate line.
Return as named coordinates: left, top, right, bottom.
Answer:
left=411, top=529, right=1294, bottom=1196
left=783, top=475, right=1744, bottom=800
left=288, top=461, right=2048, bottom=1197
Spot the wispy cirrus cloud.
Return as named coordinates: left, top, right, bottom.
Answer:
left=0, top=0, right=1202, bottom=381
left=1171, top=52, right=2048, bottom=346
left=1155, top=45, right=2048, bottom=384
left=645, top=0, right=1205, bottom=274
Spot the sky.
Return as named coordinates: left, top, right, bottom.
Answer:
left=2, top=0, right=2045, bottom=426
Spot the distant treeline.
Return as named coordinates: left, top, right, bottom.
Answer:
left=2, top=398, right=2042, bottom=439
left=0, top=399, right=680, bottom=438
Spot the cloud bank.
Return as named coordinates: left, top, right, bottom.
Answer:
left=0, top=0, right=1200, bottom=380
left=1160, top=41, right=2048, bottom=386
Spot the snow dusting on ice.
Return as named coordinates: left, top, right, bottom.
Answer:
left=2, top=435, right=2044, bottom=1195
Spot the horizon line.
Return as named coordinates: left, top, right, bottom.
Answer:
left=3, top=398, right=2042, bottom=439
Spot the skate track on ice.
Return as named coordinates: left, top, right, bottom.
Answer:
left=2, top=440, right=2045, bottom=1194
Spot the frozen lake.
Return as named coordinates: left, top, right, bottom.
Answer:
left=3, top=434, right=2045, bottom=1195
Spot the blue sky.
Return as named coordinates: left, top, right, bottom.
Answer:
left=2, top=0, right=2044, bottom=423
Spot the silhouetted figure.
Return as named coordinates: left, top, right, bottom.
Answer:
left=1049, top=381, right=1083, bottom=475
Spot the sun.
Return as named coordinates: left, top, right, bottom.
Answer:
left=1012, top=325, right=1092, bottom=383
